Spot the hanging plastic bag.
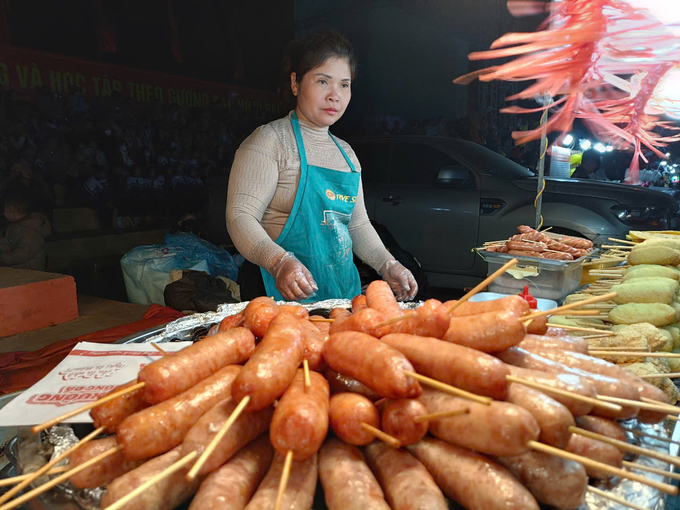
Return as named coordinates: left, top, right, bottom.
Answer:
left=121, top=232, right=238, bottom=306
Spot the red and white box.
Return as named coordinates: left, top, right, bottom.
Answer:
left=0, top=341, right=192, bottom=427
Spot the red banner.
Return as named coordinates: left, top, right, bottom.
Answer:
left=0, top=45, right=285, bottom=114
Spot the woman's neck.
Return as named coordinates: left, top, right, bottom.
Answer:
left=294, top=108, right=329, bottom=134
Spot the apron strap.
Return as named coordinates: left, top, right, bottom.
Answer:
left=291, top=111, right=357, bottom=173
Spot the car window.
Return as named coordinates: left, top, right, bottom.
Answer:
left=351, top=141, right=391, bottom=184
left=391, top=142, right=472, bottom=186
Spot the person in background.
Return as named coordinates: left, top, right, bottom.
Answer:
left=0, top=189, right=51, bottom=270
left=571, top=149, right=606, bottom=180
left=227, top=30, right=417, bottom=302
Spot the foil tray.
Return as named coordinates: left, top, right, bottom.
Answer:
left=1, top=299, right=677, bottom=510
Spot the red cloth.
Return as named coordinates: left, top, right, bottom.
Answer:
left=0, top=304, right=184, bottom=395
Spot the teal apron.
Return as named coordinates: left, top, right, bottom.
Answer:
left=260, top=112, right=362, bottom=302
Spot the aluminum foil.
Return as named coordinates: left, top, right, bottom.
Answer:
left=141, top=299, right=423, bottom=345
left=580, top=420, right=672, bottom=510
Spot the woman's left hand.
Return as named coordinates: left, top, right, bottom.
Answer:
left=379, top=260, right=418, bottom=301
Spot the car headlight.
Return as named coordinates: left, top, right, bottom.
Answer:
left=611, top=205, right=671, bottom=227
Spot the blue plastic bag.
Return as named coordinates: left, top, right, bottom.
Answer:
left=121, top=232, right=238, bottom=305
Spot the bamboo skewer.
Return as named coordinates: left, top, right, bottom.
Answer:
left=548, top=324, right=615, bottom=335
left=569, top=426, right=680, bottom=468
left=521, top=293, right=618, bottom=322
left=309, top=317, right=334, bottom=323
left=608, top=237, right=639, bottom=245
left=151, top=343, right=168, bottom=356
left=623, top=460, right=680, bottom=482
left=0, top=445, right=123, bottom=510
left=590, top=351, right=680, bottom=359
left=105, top=451, right=199, bottom=510
left=0, top=466, right=70, bottom=487
left=446, top=258, right=520, bottom=315
left=403, top=370, right=492, bottom=405
left=413, top=408, right=471, bottom=423
left=0, top=426, right=106, bottom=506
left=360, top=423, right=402, bottom=448
left=303, top=360, right=311, bottom=389
left=187, top=396, right=250, bottom=481
left=667, top=414, right=679, bottom=422
left=582, top=334, right=626, bottom=340
left=640, top=397, right=680, bottom=411
left=527, top=441, right=678, bottom=495
left=32, top=381, right=145, bottom=433
left=621, top=427, right=680, bottom=446
left=596, top=395, right=680, bottom=415
left=275, top=450, right=294, bottom=510
left=506, top=375, right=622, bottom=412
left=528, top=440, right=677, bottom=494
left=588, top=346, right=649, bottom=352
left=554, top=310, right=610, bottom=317
left=640, top=372, right=680, bottom=379
left=601, top=245, right=634, bottom=250
left=587, top=486, right=648, bottom=510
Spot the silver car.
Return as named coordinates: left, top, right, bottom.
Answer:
left=351, top=136, right=677, bottom=289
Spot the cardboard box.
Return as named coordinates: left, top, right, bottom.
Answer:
left=0, top=268, right=78, bottom=337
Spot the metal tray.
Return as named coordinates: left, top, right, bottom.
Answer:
left=0, top=301, right=675, bottom=510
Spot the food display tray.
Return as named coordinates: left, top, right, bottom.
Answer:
left=0, top=299, right=673, bottom=510
left=476, top=248, right=600, bottom=303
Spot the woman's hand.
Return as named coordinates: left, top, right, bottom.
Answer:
left=270, top=252, right=318, bottom=301
left=379, top=259, right=418, bottom=301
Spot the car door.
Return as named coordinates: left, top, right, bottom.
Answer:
left=373, top=141, right=481, bottom=272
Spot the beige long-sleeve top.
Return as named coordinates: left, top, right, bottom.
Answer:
left=226, top=111, right=393, bottom=275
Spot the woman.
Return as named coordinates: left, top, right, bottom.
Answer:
left=227, top=30, right=417, bottom=302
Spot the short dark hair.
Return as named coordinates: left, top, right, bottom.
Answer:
left=283, top=30, right=358, bottom=100
left=581, top=149, right=601, bottom=170
left=4, top=188, right=32, bottom=215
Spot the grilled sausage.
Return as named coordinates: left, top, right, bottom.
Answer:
left=117, top=365, right=241, bottom=461
left=323, top=331, right=421, bottom=398
left=366, top=280, right=402, bottom=320
left=270, top=370, right=329, bottom=461
left=242, top=296, right=278, bottom=338
left=382, top=333, right=510, bottom=400
left=243, top=452, right=318, bottom=510
left=506, top=366, right=596, bottom=416
left=495, top=451, right=587, bottom=509
left=68, top=437, right=141, bottom=489
left=407, top=437, right=540, bottom=510
left=419, top=388, right=540, bottom=456
left=138, top=327, right=254, bottom=404
left=188, top=435, right=274, bottom=510
left=319, top=438, right=390, bottom=510
left=90, top=380, right=148, bottom=434
left=565, top=434, right=624, bottom=479
left=232, top=313, right=305, bottom=412
left=323, top=366, right=381, bottom=401
left=505, top=383, right=574, bottom=448
left=380, top=398, right=428, bottom=446
left=518, top=333, right=589, bottom=354
left=181, top=397, right=273, bottom=476
left=329, top=393, right=380, bottom=446
left=100, top=446, right=203, bottom=510
left=443, top=309, right=526, bottom=353
left=364, top=441, right=448, bottom=510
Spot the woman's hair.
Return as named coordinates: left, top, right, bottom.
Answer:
left=282, top=30, right=358, bottom=99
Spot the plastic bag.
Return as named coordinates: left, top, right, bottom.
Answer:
left=121, top=232, right=239, bottom=306
left=164, top=270, right=238, bottom=312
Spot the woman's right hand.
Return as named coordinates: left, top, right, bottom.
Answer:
left=270, top=252, right=318, bottom=301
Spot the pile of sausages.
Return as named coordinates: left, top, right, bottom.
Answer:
left=485, top=225, right=594, bottom=260
left=62, top=281, right=670, bottom=510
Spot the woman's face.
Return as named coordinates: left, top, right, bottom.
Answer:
left=292, top=57, right=352, bottom=128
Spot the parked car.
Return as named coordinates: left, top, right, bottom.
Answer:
left=350, top=136, right=677, bottom=289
